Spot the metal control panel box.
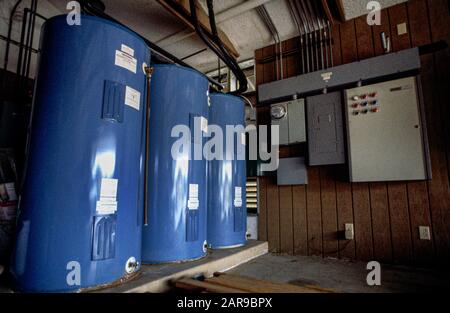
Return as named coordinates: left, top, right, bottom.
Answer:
left=270, top=98, right=306, bottom=146
left=306, top=92, right=346, bottom=166
left=344, top=77, right=430, bottom=182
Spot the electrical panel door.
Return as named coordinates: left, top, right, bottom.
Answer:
left=306, top=92, right=345, bottom=166
left=271, top=99, right=306, bottom=146
left=344, top=77, right=428, bottom=182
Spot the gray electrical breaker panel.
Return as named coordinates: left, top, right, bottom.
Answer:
left=344, top=76, right=430, bottom=182
left=270, top=99, right=306, bottom=146
left=306, top=92, right=346, bottom=166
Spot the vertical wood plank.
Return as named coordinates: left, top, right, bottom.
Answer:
left=355, top=15, right=375, bottom=60
left=352, top=184, right=374, bottom=261
left=279, top=186, right=294, bottom=254
left=388, top=3, right=411, bottom=51
left=307, top=168, right=322, bottom=256
left=293, top=185, right=308, bottom=255
left=369, top=183, right=393, bottom=263
left=266, top=177, right=280, bottom=253
left=340, top=20, right=358, bottom=63
left=406, top=0, right=436, bottom=266
left=258, top=177, right=268, bottom=241
left=320, top=168, right=338, bottom=258
left=255, top=48, right=264, bottom=86
left=388, top=183, right=413, bottom=264
left=426, top=0, right=450, bottom=265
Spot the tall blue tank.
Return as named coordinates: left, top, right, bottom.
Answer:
left=207, top=93, right=247, bottom=249
left=141, top=64, right=209, bottom=263
left=11, top=15, right=150, bottom=292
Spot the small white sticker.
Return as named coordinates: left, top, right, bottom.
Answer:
left=234, top=186, right=242, bottom=208
left=188, top=184, right=199, bottom=210
left=100, top=178, right=118, bottom=199
left=97, top=178, right=118, bottom=214
left=115, top=50, right=137, bottom=74
left=96, top=200, right=118, bottom=215
left=121, top=44, right=135, bottom=57
left=125, top=86, right=141, bottom=111
left=200, top=117, right=208, bottom=133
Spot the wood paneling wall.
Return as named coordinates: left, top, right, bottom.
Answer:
left=255, top=0, right=450, bottom=266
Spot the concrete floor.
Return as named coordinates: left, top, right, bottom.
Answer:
left=229, top=253, right=450, bottom=293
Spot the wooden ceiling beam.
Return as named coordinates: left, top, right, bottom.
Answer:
left=156, top=0, right=240, bottom=58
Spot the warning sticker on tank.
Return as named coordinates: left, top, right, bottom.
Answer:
left=234, top=186, right=242, bottom=208
left=187, top=184, right=199, bottom=210
left=115, top=50, right=137, bottom=74
left=125, top=86, right=141, bottom=111
left=96, top=199, right=118, bottom=215
left=97, top=178, right=118, bottom=214
left=121, top=44, right=135, bottom=57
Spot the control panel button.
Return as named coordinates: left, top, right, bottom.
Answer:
left=361, top=109, right=368, bottom=114
left=370, top=100, right=379, bottom=106
left=360, top=94, right=368, bottom=100
left=352, top=111, right=360, bottom=116
left=371, top=108, right=380, bottom=113
left=360, top=101, right=368, bottom=107
left=369, top=92, right=378, bottom=98
left=352, top=96, right=360, bottom=101
left=351, top=103, right=359, bottom=108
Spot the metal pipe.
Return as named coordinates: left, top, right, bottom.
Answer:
left=296, top=0, right=314, bottom=72
left=304, top=0, right=319, bottom=71
left=25, top=0, right=38, bottom=80
left=312, top=0, right=325, bottom=70
left=328, top=20, right=334, bottom=67
left=79, top=0, right=223, bottom=89
left=4, top=0, right=23, bottom=71
left=287, top=0, right=304, bottom=74
left=204, top=0, right=248, bottom=94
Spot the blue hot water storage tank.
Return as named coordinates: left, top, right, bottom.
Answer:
left=207, top=93, right=247, bottom=249
left=141, top=64, right=209, bottom=263
left=11, top=15, right=150, bottom=292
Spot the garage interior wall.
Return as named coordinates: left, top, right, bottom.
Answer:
left=255, top=0, right=450, bottom=267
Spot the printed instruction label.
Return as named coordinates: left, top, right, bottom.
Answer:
left=121, top=44, right=135, bottom=57
left=115, top=50, right=137, bottom=74
left=125, top=86, right=141, bottom=111
left=234, top=186, right=242, bottom=208
left=187, top=184, right=199, bottom=210
left=97, top=178, right=118, bottom=214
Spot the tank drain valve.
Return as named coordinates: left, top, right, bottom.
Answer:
left=125, top=257, right=139, bottom=274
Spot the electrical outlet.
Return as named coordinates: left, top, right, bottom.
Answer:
left=345, top=223, right=354, bottom=240
left=419, top=226, right=431, bottom=240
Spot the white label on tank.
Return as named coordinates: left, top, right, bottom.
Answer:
left=200, top=117, right=208, bottom=133
left=187, top=184, right=199, bottom=210
left=100, top=178, right=118, bottom=199
left=121, top=44, right=135, bottom=57
left=234, top=186, right=242, bottom=208
left=115, top=50, right=137, bottom=74
left=125, top=86, right=141, bottom=111
left=97, top=178, right=118, bottom=214
left=241, top=132, right=246, bottom=146
left=96, top=199, right=118, bottom=215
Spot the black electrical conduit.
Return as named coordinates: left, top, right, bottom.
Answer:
left=204, top=0, right=248, bottom=95
left=78, top=0, right=223, bottom=90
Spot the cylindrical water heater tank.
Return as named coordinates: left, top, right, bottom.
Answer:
left=11, top=15, right=150, bottom=292
left=207, top=93, right=247, bottom=249
left=141, top=64, right=209, bottom=263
